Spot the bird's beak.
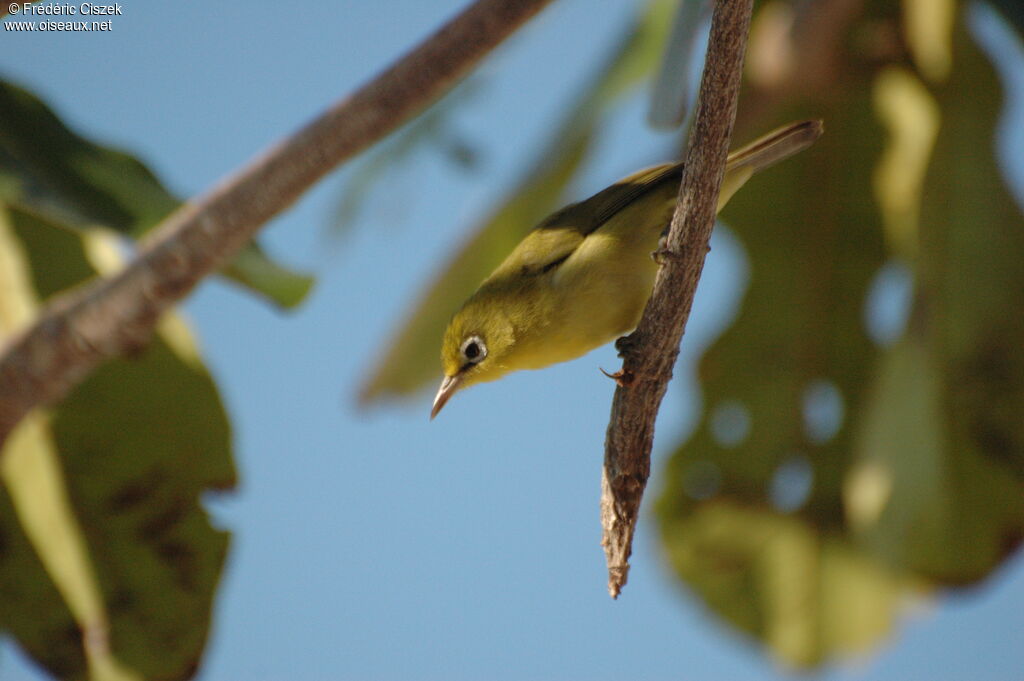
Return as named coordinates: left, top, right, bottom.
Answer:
left=430, top=374, right=461, bottom=420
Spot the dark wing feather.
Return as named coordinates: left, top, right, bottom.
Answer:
left=580, top=162, right=682, bottom=231
left=485, top=162, right=682, bottom=281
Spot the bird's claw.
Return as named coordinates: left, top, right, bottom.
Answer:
left=652, top=241, right=710, bottom=265
left=600, top=367, right=636, bottom=387
left=651, top=245, right=685, bottom=265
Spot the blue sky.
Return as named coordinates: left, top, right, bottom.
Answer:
left=2, top=2, right=1023, bottom=680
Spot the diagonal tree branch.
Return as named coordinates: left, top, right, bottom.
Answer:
left=0, top=0, right=555, bottom=447
left=601, top=0, right=754, bottom=598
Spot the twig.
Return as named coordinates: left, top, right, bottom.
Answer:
left=601, top=0, right=754, bottom=599
left=0, top=0, right=555, bottom=447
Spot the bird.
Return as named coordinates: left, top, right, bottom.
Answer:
left=431, top=120, right=823, bottom=418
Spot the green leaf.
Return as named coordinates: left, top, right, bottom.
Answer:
left=657, top=2, right=1024, bottom=667
left=850, top=338, right=1024, bottom=584
left=221, top=242, right=315, bottom=310
left=330, top=82, right=481, bottom=240
left=0, top=81, right=176, bottom=234
left=851, top=21, right=1024, bottom=584
left=0, top=203, right=235, bottom=680
left=0, top=460, right=89, bottom=679
left=0, top=78, right=313, bottom=309
left=669, top=89, right=889, bottom=515
left=657, top=78, right=891, bottom=666
left=358, top=0, right=677, bottom=403
left=658, top=502, right=916, bottom=668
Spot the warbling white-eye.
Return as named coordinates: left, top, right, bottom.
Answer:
left=432, top=120, right=823, bottom=418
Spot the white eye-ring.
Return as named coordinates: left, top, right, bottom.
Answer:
left=460, top=335, right=487, bottom=364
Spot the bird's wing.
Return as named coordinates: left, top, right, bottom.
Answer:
left=481, top=120, right=823, bottom=284
left=579, top=162, right=681, bottom=231
left=485, top=163, right=682, bottom=281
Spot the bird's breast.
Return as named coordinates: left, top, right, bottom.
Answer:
left=505, top=231, right=659, bottom=371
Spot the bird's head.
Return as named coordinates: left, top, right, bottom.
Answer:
left=431, top=293, right=517, bottom=419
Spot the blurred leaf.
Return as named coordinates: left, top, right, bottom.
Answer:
left=0, top=79, right=313, bottom=309
left=0, top=81, right=176, bottom=234
left=658, top=1, right=1024, bottom=668
left=331, top=82, right=480, bottom=239
left=850, top=338, right=1024, bottom=583
left=221, top=242, right=315, bottom=309
left=902, top=0, right=955, bottom=82
left=0, top=203, right=235, bottom=680
left=1, top=414, right=141, bottom=681
left=648, top=0, right=710, bottom=129
left=872, top=66, right=940, bottom=258
left=851, top=22, right=1024, bottom=583
left=677, top=92, right=887, bottom=512
left=659, top=502, right=916, bottom=667
left=658, top=79, right=889, bottom=665
left=0, top=470, right=89, bottom=680
left=988, top=0, right=1024, bottom=38
left=359, top=0, right=676, bottom=404
left=0, top=205, right=93, bottom=680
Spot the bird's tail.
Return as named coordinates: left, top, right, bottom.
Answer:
left=719, top=119, right=823, bottom=210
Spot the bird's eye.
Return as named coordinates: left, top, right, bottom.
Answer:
left=460, top=336, right=487, bottom=364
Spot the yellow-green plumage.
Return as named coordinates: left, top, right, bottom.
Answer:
left=432, top=120, right=822, bottom=418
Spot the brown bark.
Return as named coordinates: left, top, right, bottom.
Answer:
left=601, top=0, right=754, bottom=598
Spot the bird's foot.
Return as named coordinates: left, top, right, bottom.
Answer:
left=600, top=366, right=636, bottom=387
left=651, top=245, right=684, bottom=265
left=652, top=239, right=710, bottom=265
left=614, top=334, right=638, bottom=358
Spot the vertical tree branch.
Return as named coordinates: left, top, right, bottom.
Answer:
left=0, top=0, right=555, bottom=447
left=601, top=0, right=754, bottom=598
